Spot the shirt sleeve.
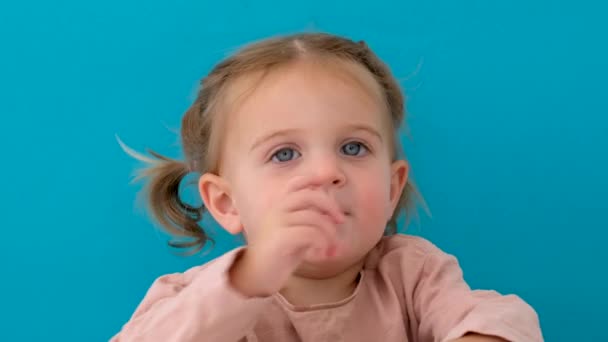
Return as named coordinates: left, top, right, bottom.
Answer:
left=413, top=246, right=544, bottom=342
left=110, top=248, right=271, bottom=342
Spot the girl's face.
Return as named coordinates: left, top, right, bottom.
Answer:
left=211, top=59, right=408, bottom=277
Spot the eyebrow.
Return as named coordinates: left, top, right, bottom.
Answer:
left=250, top=128, right=299, bottom=152
left=249, top=124, right=384, bottom=152
left=347, top=124, right=383, bottom=143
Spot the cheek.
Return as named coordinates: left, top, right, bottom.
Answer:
left=360, top=185, right=391, bottom=220
left=352, top=167, right=393, bottom=223
left=232, top=178, right=276, bottom=235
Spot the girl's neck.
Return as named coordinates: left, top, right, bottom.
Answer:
left=279, top=260, right=364, bottom=307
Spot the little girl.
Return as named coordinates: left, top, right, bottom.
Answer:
left=112, top=33, right=543, bottom=342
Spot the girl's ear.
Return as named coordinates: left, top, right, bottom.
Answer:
left=389, top=160, right=409, bottom=215
left=198, top=173, right=242, bottom=234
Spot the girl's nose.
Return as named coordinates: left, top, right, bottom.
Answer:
left=305, top=154, right=346, bottom=189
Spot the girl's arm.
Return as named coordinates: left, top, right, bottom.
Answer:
left=110, top=248, right=271, bottom=342
left=409, top=240, right=543, bottom=342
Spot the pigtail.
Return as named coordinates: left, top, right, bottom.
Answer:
left=117, top=136, right=210, bottom=254
left=387, top=181, right=430, bottom=235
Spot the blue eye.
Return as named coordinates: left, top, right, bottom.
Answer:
left=341, top=142, right=368, bottom=156
left=271, top=148, right=301, bottom=162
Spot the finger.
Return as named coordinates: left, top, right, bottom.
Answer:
left=283, top=189, right=345, bottom=224
left=285, top=175, right=314, bottom=194
left=284, top=210, right=338, bottom=248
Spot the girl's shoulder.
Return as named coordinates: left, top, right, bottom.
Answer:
left=381, top=234, right=443, bottom=252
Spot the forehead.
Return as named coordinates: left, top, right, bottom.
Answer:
left=229, top=59, right=389, bottom=128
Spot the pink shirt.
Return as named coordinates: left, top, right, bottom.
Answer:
left=111, top=235, right=543, bottom=341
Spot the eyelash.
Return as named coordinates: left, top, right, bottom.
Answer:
left=268, top=141, right=371, bottom=163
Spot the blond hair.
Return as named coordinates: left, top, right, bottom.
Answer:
left=121, top=32, right=427, bottom=254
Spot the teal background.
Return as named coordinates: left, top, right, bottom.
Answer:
left=1, top=1, right=606, bottom=341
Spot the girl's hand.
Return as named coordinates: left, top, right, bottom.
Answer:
left=229, top=176, right=345, bottom=297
